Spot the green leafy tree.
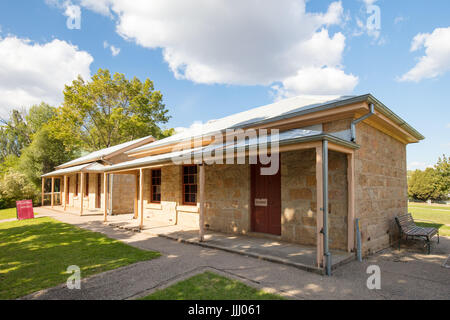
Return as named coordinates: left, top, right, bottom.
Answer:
left=0, top=169, right=41, bottom=208
left=49, top=69, right=170, bottom=151
left=19, top=127, right=79, bottom=187
left=408, top=168, right=440, bottom=201
left=0, top=154, right=20, bottom=177
left=0, top=109, right=31, bottom=160
left=434, top=154, right=450, bottom=198
left=26, top=103, right=57, bottom=137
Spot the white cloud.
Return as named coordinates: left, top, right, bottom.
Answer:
left=408, top=161, right=433, bottom=171
left=79, top=0, right=112, bottom=16
left=272, top=67, right=358, bottom=99
left=0, top=36, right=93, bottom=119
left=394, top=16, right=405, bottom=25
left=55, top=0, right=358, bottom=98
left=174, top=121, right=205, bottom=135
left=110, top=45, right=120, bottom=56
left=103, top=40, right=121, bottom=56
left=399, top=27, right=450, bottom=82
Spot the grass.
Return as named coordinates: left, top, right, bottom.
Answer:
left=409, top=203, right=450, bottom=236
left=0, top=207, right=40, bottom=221
left=0, top=217, right=160, bottom=299
left=0, top=208, right=19, bottom=220
left=141, top=271, right=284, bottom=300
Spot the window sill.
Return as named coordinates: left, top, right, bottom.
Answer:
left=147, top=203, right=162, bottom=210
left=176, top=205, right=199, bottom=213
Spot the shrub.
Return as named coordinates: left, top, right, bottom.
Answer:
left=0, top=170, right=41, bottom=208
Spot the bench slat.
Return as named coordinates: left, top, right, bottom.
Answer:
left=396, top=213, right=438, bottom=238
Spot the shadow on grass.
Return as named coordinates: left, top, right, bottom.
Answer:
left=0, top=217, right=160, bottom=300
left=415, top=221, right=444, bottom=230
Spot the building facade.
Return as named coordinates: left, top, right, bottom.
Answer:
left=42, top=94, right=423, bottom=271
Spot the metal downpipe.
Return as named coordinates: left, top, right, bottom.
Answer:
left=323, top=139, right=332, bottom=276
left=351, top=103, right=375, bottom=142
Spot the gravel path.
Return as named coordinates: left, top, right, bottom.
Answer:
left=21, top=208, right=450, bottom=300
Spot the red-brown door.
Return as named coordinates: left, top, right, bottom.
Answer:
left=251, top=157, right=281, bottom=235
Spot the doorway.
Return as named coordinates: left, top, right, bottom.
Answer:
left=250, top=157, right=281, bottom=235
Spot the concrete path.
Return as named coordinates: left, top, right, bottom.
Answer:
left=22, top=208, right=450, bottom=300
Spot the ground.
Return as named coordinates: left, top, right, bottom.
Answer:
left=141, top=271, right=284, bottom=300
left=0, top=208, right=19, bottom=220
left=409, top=203, right=450, bottom=236
left=0, top=217, right=160, bottom=299
left=0, top=207, right=39, bottom=220
left=19, top=207, right=449, bottom=300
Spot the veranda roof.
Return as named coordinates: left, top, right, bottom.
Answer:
left=56, top=135, right=155, bottom=169
left=41, top=162, right=107, bottom=178
left=104, top=129, right=359, bottom=173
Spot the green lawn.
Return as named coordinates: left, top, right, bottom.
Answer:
left=141, top=272, right=284, bottom=300
left=0, top=208, right=19, bottom=220
left=409, top=203, right=450, bottom=236
left=0, top=207, right=40, bottom=221
left=0, top=217, right=160, bottom=299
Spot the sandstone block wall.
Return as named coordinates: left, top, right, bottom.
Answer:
left=281, top=149, right=348, bottom=250
left=281, top=149, right=317, bottom=246
left=142, top=165, right=199, bottom=228
left=354, top=122, right=407, bottom=255
left=204, top=164, right=250, bottom=234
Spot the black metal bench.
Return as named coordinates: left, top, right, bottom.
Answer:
left=395, top=213, right=439, bottom=254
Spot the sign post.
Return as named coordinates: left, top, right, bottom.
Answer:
left=16, top=200, right=34, bottom=220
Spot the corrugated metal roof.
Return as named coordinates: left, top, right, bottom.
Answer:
left=42, top=162, right=107, bottom=177
left=56, top=135, right=154, bottom=169
left=105, top=129, right=359, bottom=172
left=128, top=95, right=346, bottom=154
left=127, top=94, right=424, bottom=155
left=42, top=163, right=91, bottom=177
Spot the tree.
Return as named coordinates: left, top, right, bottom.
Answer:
left=19, top=127, right=79, bottom=187
left=0, top=169, right=41, bottom=208
left=408, top=168, right=439, bottom=201
left=48, top=69, right=170, bottom=151
left=434, top=154, right=450, bottom=198
left=0, top=109, right=31, bottom=160
left=26, top=103, right=57, bottom=137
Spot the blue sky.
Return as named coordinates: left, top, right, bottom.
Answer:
left=0, top=0, right=449, bottom=169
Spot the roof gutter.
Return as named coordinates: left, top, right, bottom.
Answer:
left=105, top=134, right=359, bottom=173
left=351, top=103, right=375, bottom=142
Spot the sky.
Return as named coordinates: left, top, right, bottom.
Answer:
left=0, top=0, right=449, bottom=170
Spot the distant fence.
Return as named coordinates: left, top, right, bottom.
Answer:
left=408, top=199, right=450, bottom=206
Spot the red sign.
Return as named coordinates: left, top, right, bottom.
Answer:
left=16, top=200, right=34, bottom=220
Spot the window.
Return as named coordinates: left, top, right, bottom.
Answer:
left=182, top=165, right=197, bottom=205
left=150, top=169, right=161, bottom=203
left=85, top=173, right=89, bottom=197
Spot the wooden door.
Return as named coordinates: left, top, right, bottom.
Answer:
left=251, top=157, right=281, bottom=235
